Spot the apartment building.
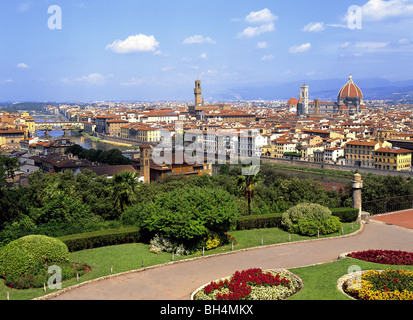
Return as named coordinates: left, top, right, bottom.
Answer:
left=270, top=138, right=297, bottom=159
left=373, top=147, right=412, bottom=171
left=344, top=140, right=391, bottom=168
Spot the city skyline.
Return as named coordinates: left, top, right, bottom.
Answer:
left=1, top=0, right=413, bottom=102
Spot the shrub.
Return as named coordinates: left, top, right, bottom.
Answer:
left=296, top=216, right=342, bottom=236
left=235, top=213, right=283, bottom=230
left=4, top=258, right=87, bottom=290
left=281, top=203, right=342, bottom=236
left=204, top=232, right=221, bottom=251
left=148, top=234, right=189, bottom=256
left=58, top=227, right=141, bottom=252
left=0, top=235, right=69, bottom=277
left=281, top=203, right=332, bottom=231
left=331, top=207, right=359, bottom=222
left=121, top=187, right=239, bottom=250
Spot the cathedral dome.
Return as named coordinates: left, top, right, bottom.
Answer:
left=287, top=97, right=298, bottom=106
left=338, top=74, right=363, bottom=100
left=339, top=105, right=348, bottom=110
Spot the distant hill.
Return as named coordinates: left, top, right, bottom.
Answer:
left=214, top=78, right=413, bottom=102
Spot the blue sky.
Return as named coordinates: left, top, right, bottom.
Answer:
left=1, top=0, right=413, bottom=102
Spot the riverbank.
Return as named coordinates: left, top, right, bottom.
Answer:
left=81, top=132, right=135, bottom=148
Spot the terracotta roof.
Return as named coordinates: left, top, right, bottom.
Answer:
left=346, top=140, right=378, bottom=146
left=375, top=147, right=412, bottom=154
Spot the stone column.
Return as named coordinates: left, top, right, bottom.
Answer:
left=352, top=173, right=363, bottom=216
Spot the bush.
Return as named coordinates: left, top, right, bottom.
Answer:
left=4, top=258, right=87, bottom=290
left=121, top=187, right=239, bottom=250
left=281, top=203, right=342, bottom=236
left=148, top=234, right=189, bottom=256
left=281, top=203, right=332, bottom=231
left=0, top=219, right=121, bottom=247
left=235, top=213, right=283, bottom=230
left=331, top=207, right=359, bottom=222
left=58, top=227, right=141, bottom=252
left=296, top=216, right=342, bottom=236
left=0, top=235, right=69, bottom=277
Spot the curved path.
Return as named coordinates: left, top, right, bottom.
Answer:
left=50, top=214, right=413, bottom=300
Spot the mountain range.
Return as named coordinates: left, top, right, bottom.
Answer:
left=213, top=78, right=413, bottom=102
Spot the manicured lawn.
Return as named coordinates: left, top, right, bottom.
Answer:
left=288, top=258, right=413, bottom=300
left=0, top=223, right=362, bottom=300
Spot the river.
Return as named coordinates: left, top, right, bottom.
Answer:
left=33, top=115, right=133, bottom=152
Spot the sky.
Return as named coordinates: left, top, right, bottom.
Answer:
left=0, top=0, right=413, bottom=102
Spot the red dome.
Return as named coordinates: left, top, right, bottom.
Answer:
left=287, top=97, right=298, bottom=105
left=359, top=105, right=367, bottom=110
left=339, top=105, right=348, bottom=110
left=338, top=74, right=363, bottom=99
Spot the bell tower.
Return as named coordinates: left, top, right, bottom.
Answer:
left=140, top=145, right=151, bottom=184
left=194, top=78, right=202, bottom=106
left=300, top=83, right=309, bottom=115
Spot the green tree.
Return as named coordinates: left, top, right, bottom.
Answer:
left=237, top=166, right=261, bottom=215
left=109, top=170, right=141, bottom=217
left=121, top=186, right=239, bottom=250
left=0, top=155, right=19, bottom=181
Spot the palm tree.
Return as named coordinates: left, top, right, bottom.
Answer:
left=237, top=165, right=261, bottom=215
left=110, top=170, right=141, bottom=214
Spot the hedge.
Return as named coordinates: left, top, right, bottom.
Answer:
left=235, top=213, right=283, bottom=230
left=330, top=207, right=359, bottom=222
left=58, top=227, right=141, bottom=252
left=235, top=207, right=358, bottom=231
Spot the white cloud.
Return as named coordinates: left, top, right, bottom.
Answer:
left=245, top=8, right=277, bottom=23
left=106, top=34, right=159, bottom=54
left=199, top=53, right=208, bottom=59
left=340, top=41, right=390, bottom=51
left=303, top=22, right=325, bottom=32
left=257, top=41, right=268, bottom=49
left=161, top=66, right=174, bottom=72
left=237, top=23, right=275, bottom=38
left=360, top=0, right=413, bottom=21
left=120, top=77, right=144, bottom=87
left=289, top=43, right=311, bottom=53
left=261, top=54, right=274, bottom=61
left=183, top=35, right=216, bottom=45
left=77, top=73, right=113, bottom=85
left=62, top=73, right=113, bottom=86
left=17, top=2, right=32, bottom=12
left=17, top=63, right=29, bottom=69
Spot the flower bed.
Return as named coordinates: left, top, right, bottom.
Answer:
left=3, top=258, right=89, bottom=290
left=343, top=269, right=413, bottom=300
left=347, top=250, right=413, bottom=265
left=193, top=268, right=301, bottom=300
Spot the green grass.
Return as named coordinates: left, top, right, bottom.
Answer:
left=288, top=258, right=413, bottom=300
left=0, top=223, right=368, bottom=301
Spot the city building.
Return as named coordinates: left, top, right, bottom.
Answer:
left=345, top=140, right=391, bottom=168
left=107, top=119, right=129, bottom=137
left=373, top=147, right=412, bottom=171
